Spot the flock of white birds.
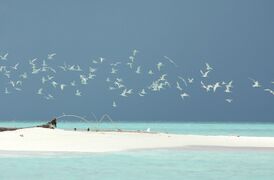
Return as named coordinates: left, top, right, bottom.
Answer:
left=0, top=50, right=273, bottom=108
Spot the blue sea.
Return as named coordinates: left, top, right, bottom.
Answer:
left=1, top=121, right=274, bottom=180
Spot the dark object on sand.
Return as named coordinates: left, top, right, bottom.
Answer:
left=74, top=128, right=77, bottom=131
left=0, top=118, right=57, bottom=132
left=87, top=128, right=90, bottom=131
left=37, top=118, right=57, bottom=129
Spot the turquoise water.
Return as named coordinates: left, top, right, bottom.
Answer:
left=1, top=121, right=274, bottom=137
left=1, top=121, right=274, bottom=180
left=0, top=150, right=274, bottom=180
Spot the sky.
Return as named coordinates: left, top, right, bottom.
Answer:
left=0, top=0, right=273, bottom=122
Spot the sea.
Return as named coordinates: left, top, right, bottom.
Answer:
left=0, top=121, right=274, bottom=180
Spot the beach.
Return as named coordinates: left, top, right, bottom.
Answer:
left=0, top=127, right=274, bottom=153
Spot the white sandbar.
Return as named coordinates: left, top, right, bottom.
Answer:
left=0, top=128, right=274, bottom=153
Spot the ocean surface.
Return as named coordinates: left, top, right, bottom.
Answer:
left=1, top=121, right=274, bottom=180
left=1, top=121, right=274, bottom=136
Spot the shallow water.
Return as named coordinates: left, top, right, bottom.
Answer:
left=0, top=150, right=274, bottom=180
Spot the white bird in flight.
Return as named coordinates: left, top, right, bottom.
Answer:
left=205, top=63, right=213, bottom=71
left=176, top=82, right=183, bottom=91
left=42, top=76, right=47, bottom=84
left=29, top=58, right=37, bottom=66
left=51, top=81, right=58, bottom=88
left=45, top=94, right=54, bottom=100
left=32, top=68, right=41, bottom=74
left=0, top=53, right=8, bottom=60
left=92, top=60, right=98, bottom=64
left=225, top=81, right=233, bottom=93
left=47, top=53, right=56, bottom=60
left=249, top=78, right=261, bottom=88
left=114, top=81, right=125, bottom=89
left=99, top=57, right=105, bottom=63
left=70, top=81, right=76, bottom=87
left=80, top=75, right=88, bottom=85
left=16, top=81, right=22, bottom=86
left=47, top=75, right=54, bottom=81
left=112, top=101, right=117, bottom=107
left=14, top=87, right=22, bottom=91
left=140, top=89, right=147, bottom=95
left=116, top=78, right=123, bottom=83
left=75, top=90, right=82, bottom=96
left=129, top=56, right=135, bottom=62
left=120, top=88, right=133, bottom=97
left=88, top=73, right=96, bottom=80
left=180, top=92, right=190, bottom=100
left=60, top=84, right=66, bottom=91
left=109, top=86, right=116, bottom=90
left=164, top=56, right=178, bottom=67
left=133, top=49, right=139, bottom=56
left=138, top=89, right=145, bottom=96
left=19, top=72, right=28, bottom=79
left=4, top=88, right=10, bottom=94
left=127, top=89, right=133, bottom=95
left=188, top=78, right=194, bottom=84
left=160, top=74, right=167, bottom=81
left=120, top=89, right=128, bottom=97
left=9, top=81, right=16, bottom=87
left=200, top=70, right=210, bottom=78
left=136, top=66, right=141, bottom=74
left=89, top=67, right=97, bottom=73
left=11, top=63, right=19, bottom=70
left=111, top=68, right=118, bottom=74
left=37, top=88, right=43, bottom=95
left=264, top=89, right=274, bottom=95
left=0, top=66, right=6, bottom=72
left=213, top=82, right=221, bottom=92
left=201, top=81, right=213, bottom=92
left=157, top=62, right=164, bottom=71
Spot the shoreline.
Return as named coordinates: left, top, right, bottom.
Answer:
left=0, top=127, right=274, bottom=153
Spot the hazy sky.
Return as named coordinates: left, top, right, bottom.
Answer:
left=0, top=0, right=273, bottom=122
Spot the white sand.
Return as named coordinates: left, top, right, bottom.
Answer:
left=0, top=128, right=274, bottom=153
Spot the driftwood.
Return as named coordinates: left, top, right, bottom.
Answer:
left=0, top=118, right=57, bottom=132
